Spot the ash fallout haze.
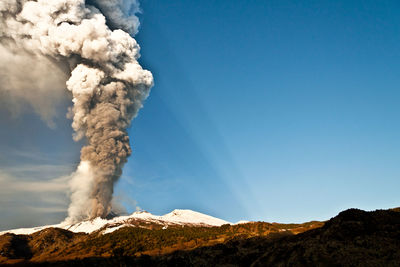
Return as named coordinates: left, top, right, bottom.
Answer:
left=1, top=0, right=400, bottom=231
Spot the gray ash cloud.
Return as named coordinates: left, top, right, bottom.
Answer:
left=0, top=0, right=153, bottom=222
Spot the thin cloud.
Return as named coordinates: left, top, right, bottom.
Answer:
left=0, top=164, right=71, bottom=230
left=0, top=163, right=75, bottom=181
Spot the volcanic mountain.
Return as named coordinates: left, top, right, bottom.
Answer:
left=1, top=209, right=231, bottom=236
left=1, top=208, right=400, bottom=266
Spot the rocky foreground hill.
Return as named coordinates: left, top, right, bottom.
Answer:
left=1, top=208, right=400, bottom=266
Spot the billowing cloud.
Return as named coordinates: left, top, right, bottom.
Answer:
left=0, top=45, right=69, bottom=127
left=0, top=0, right=153, bottom=223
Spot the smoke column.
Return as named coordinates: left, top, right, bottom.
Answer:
left=0, top=0, right=153, bottom=223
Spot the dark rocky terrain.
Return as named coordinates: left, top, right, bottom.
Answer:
left=1, top=208, right=400, bottom=266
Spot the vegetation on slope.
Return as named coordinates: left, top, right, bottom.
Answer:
left=0, top=220, right=322, bottom=265
left=1, top=208, right=400, bottom=266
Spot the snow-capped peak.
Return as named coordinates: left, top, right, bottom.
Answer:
left=162, top=209, right=230, bottom=226
left=0, top=209, right=231, bottom=236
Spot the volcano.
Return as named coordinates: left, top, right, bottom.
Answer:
left=1, top=209, right=231, bottom=236
left=1, top=208, right=400, bottom=266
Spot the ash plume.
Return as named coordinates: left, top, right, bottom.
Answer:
left=0, top=0, right=153, bottom=223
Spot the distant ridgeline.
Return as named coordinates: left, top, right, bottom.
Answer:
left=1, top=208, right=400, bottom=266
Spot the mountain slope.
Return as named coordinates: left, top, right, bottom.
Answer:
left=1, top=208, right=399, bottom=266
left=0, top=209, right=231, bottom=236
left=145, top=208, right=400, bottom=267
left=0, top=209, right=323, bottom=265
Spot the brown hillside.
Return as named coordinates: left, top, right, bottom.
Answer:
left=0, top=219, right=322, bottom=265
left=1, top=207, right=400, bottom=266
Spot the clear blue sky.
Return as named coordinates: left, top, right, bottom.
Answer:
left=124, top=0, right=400, bottom=222
left=1, top=0, right=400, bottom=228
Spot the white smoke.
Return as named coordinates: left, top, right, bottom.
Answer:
left=67, top=161, right=94, bottom=222
left=0, top=0, right=153, bottom=223
left=0, top=45, right=69, bottom=127
left=86, top=0, right=141, bottom=35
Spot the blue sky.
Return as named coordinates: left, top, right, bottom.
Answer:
left=125, top=0, right=400, bottom=222
left=1, top=0, right=400, bottom=229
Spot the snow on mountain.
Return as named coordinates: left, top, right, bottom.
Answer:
left=234, top=220, right=250, bottom=225
left=0, top=209, right=231, bottom=236
left=162, top=209, right=230, bottom=226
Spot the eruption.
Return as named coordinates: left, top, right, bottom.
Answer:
left=0, top=0, right=153, bottom=223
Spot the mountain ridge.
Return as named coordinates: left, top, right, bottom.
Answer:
left=1, top=207, right=399, bottom=266
left=0, top=209, right=232, bottom=236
